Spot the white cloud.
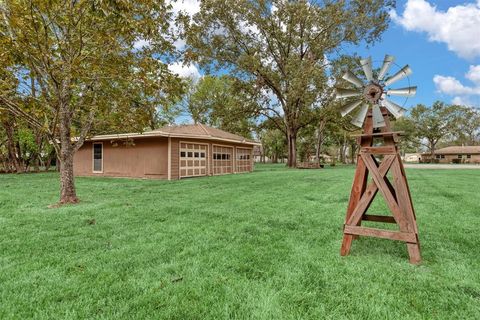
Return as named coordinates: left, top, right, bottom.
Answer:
left=433, top=75, right=477, bottom=95
left=466, top=65, right=480, bottom=84
left=390, top=0, right=480, bottom=59
left=452, top=96, right=473, bottom=107
left=434, top=65, right=480, bottom=106
left=170, top=0, right=200, bottom=16
left=133, top=39, right=151, bottom=50
left=168, top=62, right=201, bottom=80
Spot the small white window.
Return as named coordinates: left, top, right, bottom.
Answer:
left=93, top=143, right=103, bottom=172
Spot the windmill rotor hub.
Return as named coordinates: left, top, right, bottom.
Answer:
left=335, top=54, right=415, bottom=128
left=363, top=83, right=383, bottom=104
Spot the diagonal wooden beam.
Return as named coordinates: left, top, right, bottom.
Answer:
left=361, top=153, right=409, bottom=230
left=346, top=154, right=395, bottom=226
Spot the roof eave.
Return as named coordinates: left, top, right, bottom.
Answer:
left=85, top=131, right=261, bottom=146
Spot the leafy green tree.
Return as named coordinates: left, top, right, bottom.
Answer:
left=450, top=105, right=480, bottom=146
left=185, top=75, right=256, bottom=137
left=182, top=0, right=394, bottom=167
left=409, top=101, right=462, bottom=159
left=392, top=117, right=421, bottom=154
left=0, top=0, right=182, bottom=203
left=260, top=128, right=286, bottom=163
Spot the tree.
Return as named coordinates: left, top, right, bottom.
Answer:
left=409, top=102, right=461, bottom=159
left=182, top=0, right=393, bottom=167
left=392, top=117, right=421, bottom=154
left=260, top=128, right=286, bottom=163
left=184, top=75, right=256, bottom=137
left=450, top=105, right=480, bottom=146
left=0, top=0, right=182, bottom=203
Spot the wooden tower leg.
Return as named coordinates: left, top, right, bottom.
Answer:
left=341, top=115, right=373, bottom=256
left=340, top=108, right=421, bottom=264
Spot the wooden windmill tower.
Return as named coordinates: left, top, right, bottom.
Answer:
left=335, top=55, right=421, bottom=264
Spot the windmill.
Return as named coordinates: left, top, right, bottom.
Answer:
left=335, top=55, right=417, bottom=128
left=335, top=55, right=421, bottom=264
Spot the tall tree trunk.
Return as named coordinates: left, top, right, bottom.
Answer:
left=286, top=129, right=297, bottom=168
left=341, top=133, right=347, bottom=164
left=315, top=120, right=326, bottom=165
left=58, top=101, right=79, bottom=204
left=3, top=118, right=21, bottom=173
left=429, top=140, right=436, bottom=162
left=59, top=148, right=77, bottom=204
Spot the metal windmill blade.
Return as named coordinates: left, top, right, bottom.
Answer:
left=377, top=55, right=395, bottom=80
left=386, top=86, right=417, bottom=97
left=351, top=104, right=369, bottom=128
left=360, top=56, right=373, bottom=81
left=382, top=99, right=407, bottom=118
left=342, top=70, right=364, bottom=88
left=384, top=65, right=412, bottom=86
left=339, top=99, right=363, bottom=117
left=335, top=88, right=362, bottom=99
left=334, top=54, right=416, bottom=129
left=372, top=104, right=386, bottom=127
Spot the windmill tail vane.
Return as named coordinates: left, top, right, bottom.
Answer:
left=334, top=54, right=417, bottom=129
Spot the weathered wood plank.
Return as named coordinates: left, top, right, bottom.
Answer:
left=341, top=113, right=374, bottom=255
left=360, top=146, right=397, bottom=154
left=351, top=131, right=405, bottom=137
left=346, top=154, right=395, bottom=226
left=344, top=226, right=417, bottom=243
left=362, top=214, right=396, bottom=223
left=361, top=153, right=409, bottom=230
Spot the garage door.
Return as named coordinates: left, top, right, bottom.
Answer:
left=213, top=145, right=233, bottom=175
left=179, top=143, right=207, bottom=178
left=236, top=148, right=252, bottom=173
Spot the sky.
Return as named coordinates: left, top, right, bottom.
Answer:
left=166, top=0, right=480, bottom=110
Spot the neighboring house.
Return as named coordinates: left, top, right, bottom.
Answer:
left=420, top=146, right=480, bottom=164
left=403, top=153, right=421, bottom=163
left=73, top=124, right=260, bottom=180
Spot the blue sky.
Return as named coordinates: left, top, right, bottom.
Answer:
left=342, top=0, right=480, bottom=109
left=169, top=0, right=480, bottom=112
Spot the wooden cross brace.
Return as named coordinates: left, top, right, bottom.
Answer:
left=340, top=109, right=421, bottom=264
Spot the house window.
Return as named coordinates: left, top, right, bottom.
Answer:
left=441, top=155, right=445, bottom=159
left=93, top=143, right=103, bottom=172
left=467, top=154, right=471, bottom=159
left=435, top=155, right=441, bottom=159
left=458, top=154, right=462, bottom=159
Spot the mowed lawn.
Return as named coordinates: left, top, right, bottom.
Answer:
left=1, top=164, right=479, bottom=319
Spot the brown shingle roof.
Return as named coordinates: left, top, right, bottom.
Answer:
left=433, top=146, right=480, bottom=154
left=87, top=124, right=260, bottom=145
left=155, top=124, right=257, bottom=143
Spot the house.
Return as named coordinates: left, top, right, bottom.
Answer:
left=73, top=124, right=260, bottom=180
left=420, top=146, right=480, bottom=164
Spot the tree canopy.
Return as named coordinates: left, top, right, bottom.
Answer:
left=182, top=0, right=394, bottom=166
left=0, top=0, right=184, bottom=203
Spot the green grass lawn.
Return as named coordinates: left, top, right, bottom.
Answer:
left=1, top=164, right=479, bottom=319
